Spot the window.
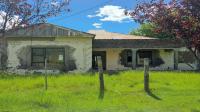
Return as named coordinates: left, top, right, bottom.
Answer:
left=120, top=50, right=132, bottom=67
left=32, top=48, right=45, bottom=67
left=127, top=50, right=132, bottom=65
left=137, top=51, right=152, bottom=66
left=31, top=48, right=65, bottom=69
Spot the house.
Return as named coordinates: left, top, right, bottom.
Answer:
left=5, top=23, right=198, bottom=74
left=90, top=30, right=197, bottom=71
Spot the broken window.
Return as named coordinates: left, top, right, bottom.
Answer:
left=120, top=49, right=132, bottom=67
left=31, top=48, right=65, bottom=69
left=127, top=50, right=132, bottom=65
left=137, top=51, right=152, bottom=66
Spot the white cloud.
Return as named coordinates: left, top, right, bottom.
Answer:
left=92, top=23, right=102, bottom=29
left=88, top=5, right=132, bottom=23
left=87, top=15, right=96, bottom=18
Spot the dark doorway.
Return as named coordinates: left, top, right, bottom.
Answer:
left=92, top=51, right=106, bottom=70
left=120, top=49, right=133, bottom=67
left=137, top=50, right=153, bottom=66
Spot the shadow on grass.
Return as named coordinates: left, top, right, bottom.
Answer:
left=99, top=91, right=104, bottom=100
left=104, top=70, right=124, bottom=76
left=146, top=90, right=162, bottom=100
left=91, top=70, right=122, bottom=76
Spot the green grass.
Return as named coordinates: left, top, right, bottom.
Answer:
left=0, top=71, right=200, bottom=112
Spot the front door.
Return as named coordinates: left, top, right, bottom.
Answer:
left=92, top=51, right=106, bottom=70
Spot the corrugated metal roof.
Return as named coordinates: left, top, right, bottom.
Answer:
left=88, top=30, right=155, bottom=40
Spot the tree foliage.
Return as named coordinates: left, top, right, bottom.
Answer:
left=130, top=23, right=175, bottom=39
left=129, top=0, right=200, bottom=65
left=0, top=0, right=70, bottom=33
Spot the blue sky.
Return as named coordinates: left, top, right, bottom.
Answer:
left=48, top=0, right=143, bottom=34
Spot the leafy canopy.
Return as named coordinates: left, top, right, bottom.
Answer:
left=0, top=0, right=70, bottom=33
left=130, top=23, right=175, bottom=39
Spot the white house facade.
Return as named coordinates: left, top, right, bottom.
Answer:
left=4, top=23, right=198, bottom=74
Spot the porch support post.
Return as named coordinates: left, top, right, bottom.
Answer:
left=132, top=49, right=137, bottom=70
left=174, top=49, right=179, bottom=70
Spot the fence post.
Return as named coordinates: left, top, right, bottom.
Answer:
left=44, top=58, right=48, bottom=90
left=144, top=58, right=150, bottom=93
left=97, top=56, right=104, bottom=99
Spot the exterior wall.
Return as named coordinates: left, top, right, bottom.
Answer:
left=151, top=49, right=174, bottom=70
left=7, top=37, right=92, bottom=73
left=93, top=48, right=175, bottom=70
left=93, top=48, right=130, bottom=70
left=177, top=47, right=197, bottom=70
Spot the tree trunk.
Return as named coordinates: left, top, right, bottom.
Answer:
left=182, top=39, right=200, bottom=70
left=190, top=50, right=200, bottom=71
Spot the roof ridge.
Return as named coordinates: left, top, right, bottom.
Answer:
left=5, top=23, right=95, bottom=38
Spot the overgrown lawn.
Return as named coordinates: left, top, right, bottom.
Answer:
left=0, top=71, right=200, bottom=112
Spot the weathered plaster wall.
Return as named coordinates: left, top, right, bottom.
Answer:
left=93, top=48, right=130, bottom=70
left=151, top=50, right=174, bottom=70
left=7, top=37, right=92, bottom=73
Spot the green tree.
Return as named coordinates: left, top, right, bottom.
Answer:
left=129, top=0, right=200, bottom=69
left=130, top=23, right=175, bottom=39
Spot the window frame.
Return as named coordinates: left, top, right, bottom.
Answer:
left=31, top=47, right=65, bottom=68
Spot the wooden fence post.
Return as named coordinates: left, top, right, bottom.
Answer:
left=44, top=58, right=48, bottom=90
left=97, top=56, right=104, bottom=99
left=144, top=58, right=150, bottom=93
